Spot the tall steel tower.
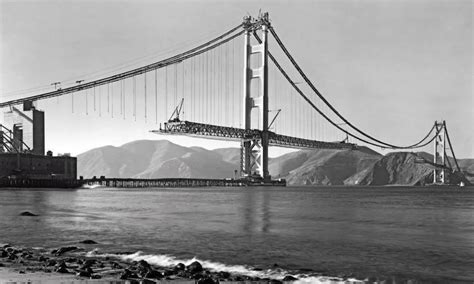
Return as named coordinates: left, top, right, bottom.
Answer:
left=241, top=13, right=270, bottom=181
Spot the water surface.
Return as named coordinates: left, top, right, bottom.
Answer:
left=1, top=186, right=473, bottom=282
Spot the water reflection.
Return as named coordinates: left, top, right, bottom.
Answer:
left=240, top=188, right=271, bottom=234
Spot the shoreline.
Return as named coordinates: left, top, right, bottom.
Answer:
left=1, top=243, right=343, bottom=283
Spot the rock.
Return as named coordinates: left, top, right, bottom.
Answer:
left=270, top=280, right=283, bottom=284
left=232, top=275, right=244, bottom=281
left=137, top=259, right=151, bottom=269
left=90, top=274, right=102, bottom=279
left=174, top=263, right=185, bottom=271
left=217, top=271, right=230, bottom=279
left=111, top=262, right=122, bottom=269
left=38, top=255, right=47, bottom=262
left=46, top=259, right=57, bottom=266
left=76, top=271, right=91, bottom=277
left=19, top=270, right=25, bottom=274
left=0, top=263, right=4, bottom=267
left=144, top=269, right=162, bottom=279
left=197, top=277, right=216, bottom=284
left=141, top=279, right=155, bottom=284
left=0, top=250, right=7, bottom=258
left=52, top=246, right=78, bottom=256
left=119, top=269, right=138, bottom=280
left=80, top=259, right=95, bottom=269
left=162, top=269, right=174, bottom=276
left=186, top=261, right=203, bottom=274
left=176, top=270, right=191, bottom=278
left=80, top=239, right=97, bottom=244
left=19, top=211, right=38, bottom=216
left=55, top=266, right=69, bottom=273
left=283, top=275, right=298, bottom=281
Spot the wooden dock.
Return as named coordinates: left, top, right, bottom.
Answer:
left=83, top=177, right=286, bottom=188
left=0, top=177, right=286, bottom=188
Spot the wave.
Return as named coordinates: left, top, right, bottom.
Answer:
left=86, top=249, right=363, bottom=283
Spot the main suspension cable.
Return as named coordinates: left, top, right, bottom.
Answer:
left=268, top=26, right=435, bottom=149
left=0, top=23, right=244, bottom=108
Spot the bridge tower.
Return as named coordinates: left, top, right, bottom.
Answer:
left=433, top=120, right=446, bottom=184
left=241, top=13, right=270, bottom=181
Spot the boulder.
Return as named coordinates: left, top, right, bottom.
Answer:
left=144, top=269, right=162, bottom=279
left=197, top=277, right=217, bottom=284
left=76, top=271, right=91, bottom=277
left=283, top=275, right=298, bottom=281
left=186, top=261, right=203, bottom=274
left=217, top=271, right=230, bottom=279
left=55, top=262, right=69, bottom=273
left=52, top=246, right=78, bottom=256
left=137, top=259, right=151, bottom=269
left=79, top=239, right=97, bottom=244
left=19, top=211, right=38, bottom=216
left=174, top=263, right=185, bottom=271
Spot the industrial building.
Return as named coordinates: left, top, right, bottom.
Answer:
left=0, top=101, right=77, bottom=181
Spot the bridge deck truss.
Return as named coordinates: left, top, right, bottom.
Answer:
left=151, top=120, right=356, bottom=151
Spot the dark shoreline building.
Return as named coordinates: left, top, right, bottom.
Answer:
left=0, top=102, right=77, bottom=182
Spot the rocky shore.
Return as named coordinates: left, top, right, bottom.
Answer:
left=0, top=243, right=298, bottom=283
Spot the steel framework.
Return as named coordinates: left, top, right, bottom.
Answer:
left=152, top=120, right=356, bottom=150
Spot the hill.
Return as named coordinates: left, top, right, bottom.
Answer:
left=77, top=140, right=474, bottom=185
left=77, top=140, right=237, bottom=179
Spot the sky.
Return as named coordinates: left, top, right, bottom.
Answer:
left=0, top=0, right=472, bottom=158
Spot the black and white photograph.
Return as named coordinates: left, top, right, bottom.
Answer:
left=0, top=0, right=473, bottom=283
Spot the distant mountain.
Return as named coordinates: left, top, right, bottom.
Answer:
left=268, top=147, right=381, bottom=185
left=77, top=140, right=474, bottom=185
left=77, top=140, right=237, bottom=179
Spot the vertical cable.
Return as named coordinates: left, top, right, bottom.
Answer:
left=155, top=69, right=158, bottom=124
left=165, top=66, right=168, bottom=119
left=107, top=83, right=110, bottom=114
left=144, top=72, right=147, bottom=122
left=71, top=93, right=74, bottom=114
left=232, top=38, right=235, bottom=127
left=85, top=89, right=88, bottom=115
left=99, top=86, right=102, bottom=117
left=133, top=76, right=136, bottom=121
left=111, top=83, right=114, bottom=118
left=93, top=87, right=96, bottom=111
left=183, top=60, right=186, bottom=120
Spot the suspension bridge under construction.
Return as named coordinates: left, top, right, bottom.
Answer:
left=0, top=13, right=465, bottom=187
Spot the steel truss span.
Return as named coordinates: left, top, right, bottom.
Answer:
left=152, top=120, right=355, bottom=151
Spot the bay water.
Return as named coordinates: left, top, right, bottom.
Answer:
left=0, top=186, right=473, bottom=282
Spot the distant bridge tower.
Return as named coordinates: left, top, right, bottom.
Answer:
left=433, top=120, right=446, bottom=184
left=241, top=13, right=270, bottom=181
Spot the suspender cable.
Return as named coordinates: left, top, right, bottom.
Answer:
left=165, top=66, right=168, bottom=119
left=1, top=24, right=244, bottom=108
left=444, top=121, right=461, bottom=172
left=269, top=27, right=435, bottom=150
left=93, top=87, right=96, bottom=111
left=107, top=83, right=110, bottom=113
left=253, top=31, right=438, bottom=149
left=85, top=90, right=88, bottom=115
left=99, top=86, right=102, bottom=117
left=144, top=72, right=147, bottom=122
left=155, top=69, right=158, bottom=124
left=133, top=76, right=136, bottom=121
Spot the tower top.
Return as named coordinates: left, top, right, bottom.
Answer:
left=243, top=12, right=270, bottom=31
